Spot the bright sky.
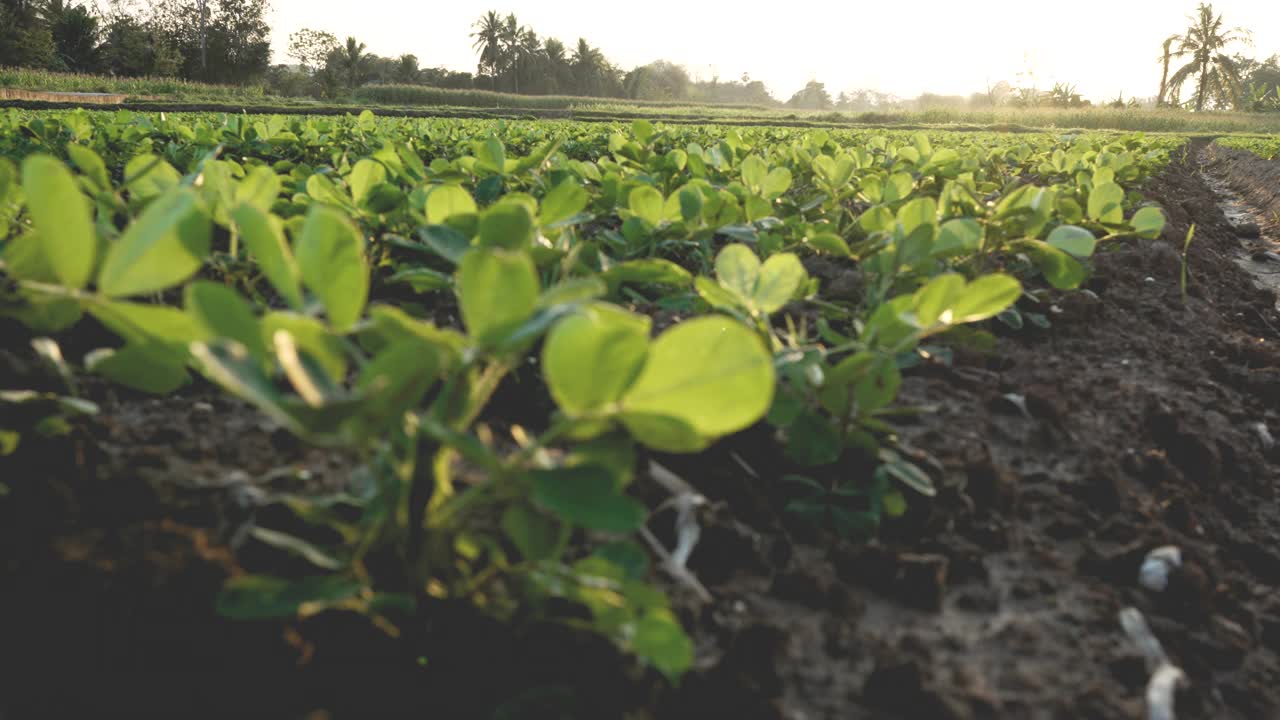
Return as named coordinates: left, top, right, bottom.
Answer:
left=266, top=1, right=1280, bottom=103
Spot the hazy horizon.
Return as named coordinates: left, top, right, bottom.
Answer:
left=263, top=1, right=1280, bottom=103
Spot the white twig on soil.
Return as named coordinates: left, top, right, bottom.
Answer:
left=643, top=461, right=712, bottom=603
left=1119, top=607, right=1188, bottom=720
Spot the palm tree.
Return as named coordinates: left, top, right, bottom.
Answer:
left=571, top=38, right=603, bottom=96
left=1157, top=36, right=1178, bottom=106
left=1166, top=3, right=1251, bottom=111
left=471, top=10, right=503, bottom=90
left=544, top=37, right=573, bottom=94
left=396, top=54, right=419, bottom=84
left=499, top=13, right=522, bottom=92
left=515, top=27, right=544, bottom=93
left=340, top=37, right=368, bottom=90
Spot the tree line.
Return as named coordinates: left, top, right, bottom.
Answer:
left=0, top=0, right=270, bottom=84
left=0, top=1, right=1276, bottom=112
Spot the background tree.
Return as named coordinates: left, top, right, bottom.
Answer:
left=0, top=0, right=56, bottom=69
left=98, top=8, right=181, bottom=77
left=471, top=10, right=503, bottom=90
left=543, top=37, right=573, bottom=94
left=339, top=36, right=368, bottom=89
left=203, top=0, right=271, bottom=83
left=1157, top=36, right=1178, bottom=105
left=786, top=80, right=834, bottom=110
left=625, top=60, right=691, bottom=101
left=395, top=54, right=419, bottom=83
left=1166, top=2, right=1251, bottom=110
left=286, top=28, right=338, bottom=73
left=45, top=0, right=102, bottom=72
left=148, top=0, right=269, bottom=82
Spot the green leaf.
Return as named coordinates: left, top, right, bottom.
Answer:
left=763, top=167, right=792, bottom=199
left=88, top=299, right=207, bottom=351
left=217, top=574, right=365, bottom=620
left=65, top=143, right=110, bottom=192
left=306, top=173, right=348, bottom=207
left=631, top=119, right=655, bottom=143
left=813, top=154, right=855, bottom=188
left=593, top=540, right=648, bottom=580
left=235, top=167, right=282, bottom=211
left=1087, top=182, right=1125, bottom=224
left=232, top=204, right=304, bottom=310
left=1046, top=225, right=1097, bottom=257
left=97, top=187, right=210, bottom=298
left=357, top=338, right=444, bottom=423
left=714, top=243, right=760, bottom=304
left=478, top=201, right=535, bottom=250
left=262, top=312, right=347, bottom=382
left=475, top=138, right=506, bottom=175
left=1019, top=239, right=1086, bottom=290
left=678, top=187, right=703, bottom=221
left=501, top=504, right=564, bottom=562
left=414, top=225, right=471, bottom=265
left=603, top=258, right=693, bottom=287
left=124, top=154, right=180, bottom=200
left=389, top=267, right=451, bottom=293
left=858, top=205, right=895, bottom=234
left=348, top=158, right=385, bottom=204
left=784, top=411, right=843, bottom=466
left=620, top=317, right=774, bottom=448
left=946, top=274, right=1022, bottom=324
left=531, top=465, right=646, bottom=532
left=87, top=343, right=189, bottom=394
left=21, top=155, right=97, bottom=289
left=753, top=253, right=807, bottom=314
left=539, top=179, right=590, bottom=227
left=897, top=197, right=937, bottom=235
left=628, top=186, right=664, bottom=227
left=191, top=339, right=303, bottom=434
left=1131, top=206, right=1166, bottom=240
left=933, top=218, right=982, bottom=256
left=539, top=277, right=607, bottom=308
left=632, top=612, right=694, bottom=681
left=694, top=276, right=746, bottom=312
left=807, top=232, right=851, bottom=257
left=882, top=458, right=936, bottom=497
left=820, top=352, right=900, bottom=416
left=456, top=249, right=539, bottom=346
left=295, top=205, right=368, bottom=331
left=424, top=184, right=477, bottom=224
left=912, top=273, right=966, bottom=327
left=543, top=303, right=651, bottom=416
left=185, top=281, right=266, bottom=360
left=740, top=155, right=767, bottom=194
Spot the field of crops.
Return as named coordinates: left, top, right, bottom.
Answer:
left=1, top=108, right=1279, bottom=717
left=1216, top=134, right=1280, bottom=160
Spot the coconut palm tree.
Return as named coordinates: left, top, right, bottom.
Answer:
left=571, top=38, right=604, bottom=96
left=395, top=54, right=419, bottom=84
left=340, top=37, right=368, bottom=90
left=499, top=13, right=522, bottom=92
left=544, top=37, right=573, bottom=93
left=1157, top=35, right=1178, bottom=106
left=1166, top=3, right=1251, bottom=111
left=471, top=10, right=503, bottom=90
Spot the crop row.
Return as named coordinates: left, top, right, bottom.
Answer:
left=0, top=109, right=1177, bottom=678
left=1214, top=135, right=1280, bottom=160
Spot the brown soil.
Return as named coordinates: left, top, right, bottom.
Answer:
left=3, top=140, right=1280, bottom=719
left=1204, top=143, right=1280, bottom=236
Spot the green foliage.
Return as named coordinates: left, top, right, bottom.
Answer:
left=0, top=109, right=1185, bottom=685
